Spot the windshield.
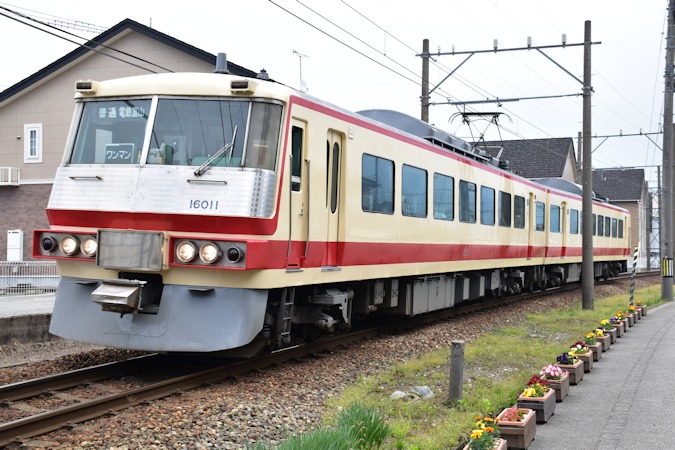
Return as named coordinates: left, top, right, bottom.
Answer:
left=69, top=97, right=283, bottom=171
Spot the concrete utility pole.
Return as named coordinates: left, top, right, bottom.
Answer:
left=581, top=20, right=594, bottom=310
left=662, top=0, right=674, bottom=301
left=421, top=39, right=430, bottom=123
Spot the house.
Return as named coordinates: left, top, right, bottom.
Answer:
left=0, top=19, right=257, bottom=261
left=480, top=137, right=579, bottom=183
left=592, top=168, right=649, bottom=267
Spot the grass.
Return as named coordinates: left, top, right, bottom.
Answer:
left=252, top=283, right=662, bottom=449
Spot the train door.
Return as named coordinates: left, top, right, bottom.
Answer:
left=323, top=130, right=342, bottom=267
left=527, top=192, right=535, bottom=259
left=286, top=119, right=309, bottom=269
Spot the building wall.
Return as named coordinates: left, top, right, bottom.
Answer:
left=0, top=30, right=221, bottom=261
left=0, top=185, right=51, bottom=260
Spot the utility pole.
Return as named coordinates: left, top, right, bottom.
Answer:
left=421, top=39, right=430, bottom=123
left=581, top=20, right=594, bottom=309
left=662, top=0, right=674, bottom=301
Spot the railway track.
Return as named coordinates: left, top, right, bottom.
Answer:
left=0, top=271, right=658, bottom=446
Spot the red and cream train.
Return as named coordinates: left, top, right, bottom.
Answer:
left=34, top=67, right=630, bottom=354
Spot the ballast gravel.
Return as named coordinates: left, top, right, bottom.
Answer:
left=0, top=277, right=654, bottom=449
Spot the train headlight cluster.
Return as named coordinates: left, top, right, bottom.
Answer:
left=37, top=232, right=97, bottom=259
left=174, top=240, right=244, bottom=267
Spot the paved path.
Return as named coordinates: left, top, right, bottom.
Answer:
left=529, top=302, right=675, bottom=450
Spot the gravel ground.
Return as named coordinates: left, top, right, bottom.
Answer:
left=0, top=277, right=657, bottom=449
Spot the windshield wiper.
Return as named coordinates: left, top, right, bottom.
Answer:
left=194, top=126, right=238, bottom=176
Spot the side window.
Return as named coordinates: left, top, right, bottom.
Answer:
left=598, top=215, right=604, bottom=236
left=612, top=218, right=618, bottom=238
left=402, top=165, right=428, bottom=218
left=592, top=213, right=597, bottom=236
left=498, top=191, right=511, bottom=227
left=570, top=209, right=579, bottom=234
left=24, top=123, right=43, bottom=163
left=535, top=201, right=545, bottom=231
left=550, top=205, right=561, bottom=233
left=619, top=219, right=624, bottom=238
left=605, top=217, right=611, bottom=237
left=291, top=126, right=303, bottom=191
left=433, top=173, right=454, bottom=220
left=480, top=186, right=495, bottom=225
left=459, top=180, right=476, bottom=223
left=362, top=154, right=394, bottom=214
left=514, top=195, right=525, bottom=229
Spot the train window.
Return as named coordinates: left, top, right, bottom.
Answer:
left=514, top=195, right=525, bottom=229
left=71, top=99, right=151, bottom=164
left=592, top=213, right=597, bottom=236
left=362, top=154, right=394, bottom=214
left=402, top=165, right=428, bottom=217
left=480, top=186, right=495, bottom=225
left=459, top=180, right=476, bottom=223
left=619, top=219, right=624, bottom=238
left=291, top=126, right=303, bottom=191
left=330, top=142, right=340, bottom=214
left=244, top=102, right=283, bottom=171
left=433, top=173, right=454, bottom=220
left=550, top=205, right=561, bottom=233
left=612, top=218, right=618, bottom=237
left=605, top=217, right=611, bottom=237
left=535, top=201, right=545, bottom=231
left=149, top=99, right=249, bottom=167
left=499, top=191, right=511, bottom=227
left=597, top=215, right=604, bottom=236
left=570, top=209, right=579, bottom=234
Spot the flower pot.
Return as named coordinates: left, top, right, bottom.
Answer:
left=556, top=359, right=584, bottom=384
left=627, top=314, right=634, bottom=326
left=497, top=408, right=536, bottom=449
left=517, top=387, right=556, bottom=423
left=463, top=437, right=507, bottom=450
left=641, top=305, right=648, bottom=316
left=589, top=342, right=602, bottom=361
left=596, top=334, right=610, bottom=352
left=605, top=327, right=617, bottom=343
left=622, top=318, right=629, bottom=332
left=633, top=312, right=640, bottom=322
left=612, top=322, right=624, bottom=337
left=546, top=371, right=570, bottom=402
left=577, top=351, right=593, bottom=372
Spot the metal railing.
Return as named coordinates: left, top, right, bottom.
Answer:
left=0, top=261, right=59, bottom=296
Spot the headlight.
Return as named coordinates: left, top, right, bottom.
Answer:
left=225, top=246, right=244, bottom=263
left=81, top=236, right=98, bottom=257
left=176, top=241, right=198, bottom=263
left=199, top=242, right=222, bottom=264
left=60, top=235, right=80, bottom=256
left=40, top=237, right=57, bottom=252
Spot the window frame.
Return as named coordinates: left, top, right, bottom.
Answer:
left=535, top=201, right=545, bottom=231
left=514, top=195, right=526, bottom=229
left=24, top=123, right=43, bottom=164
left=433, top=173, right=454, bottom=221
left=402, top=164, right=428, bottom=218
left=459, top=180, right=477, bottom=223
left=480, top=185, right=495, bottom=226
left=361, top=153, right=394, bottom=214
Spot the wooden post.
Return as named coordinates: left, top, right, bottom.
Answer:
left=449, top=340, right=464, bottom=403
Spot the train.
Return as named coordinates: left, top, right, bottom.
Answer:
left=33, top=60, right=630, bottom=355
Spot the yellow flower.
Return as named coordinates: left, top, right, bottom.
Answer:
left=471, top=429, right=483, bottom=439
left=522, top=387, right=536, bottom=397
left=601, top=319, right=610, bottom=325
left=586, top=332, right=594, bottom=339
left=594, top=329, right=604, bottom=337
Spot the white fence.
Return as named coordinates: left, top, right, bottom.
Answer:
left=0, top=261, right=59, bottom=296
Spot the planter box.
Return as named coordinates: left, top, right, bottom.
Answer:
left=556, top=359, right=584, bottom=384
left=641, top=306, right=648, bottom=316
left=546, top=371, right=570, bottom=402
left=622, top=318, right=629, bottom=332
left=517, top=388, right=556, bottom=423
left=463, top=437, right=507, bottom=450
left=577, top=351, right=593, bottom=372
left=605, top=327, right=617, bottom=343
left=589, top=342, right=602, bottom=361
left=596, top=334, right=610, bottom=352
left=627, top=314, right=634, bottom=326
left=613, top=322, right=624, bottom=337
left=497, top=408, right=536, bottom=449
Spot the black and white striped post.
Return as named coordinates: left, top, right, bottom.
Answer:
left=629, top=244, right=639, bottom=306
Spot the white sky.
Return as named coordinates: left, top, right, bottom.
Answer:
left=0, top=0, right=668, bottom=190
